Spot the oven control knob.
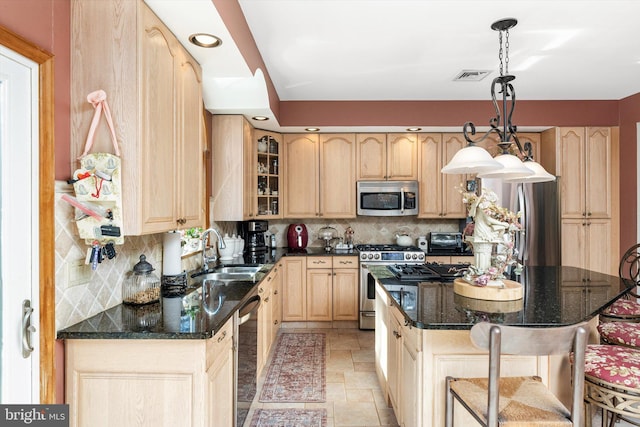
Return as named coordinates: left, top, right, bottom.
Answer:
left=418, top=253, right=425, bottom=261
left=360, top=253, right=366, bottom=260
left=374, top=254, right=380, bottom=260
left=412, top=254, right=418, bottom=259
left=368, top=254, right=374, bottom=260
left=405, top=254, right=411, bottom=260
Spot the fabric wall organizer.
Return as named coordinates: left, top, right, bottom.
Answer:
left=65, top=90, right=124, bottom=252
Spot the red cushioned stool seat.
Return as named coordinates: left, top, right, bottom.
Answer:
left=583, top=344, right=640, bottom=426
left=585, top=344, right=640, bottom=389
left=598, top=322, right=640, bottom=347
left=602, top=298, right=640, bottom=317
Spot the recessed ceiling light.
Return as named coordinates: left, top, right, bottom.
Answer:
left=407, top=127, right=422, bottom=132
left=305, top=127, right=320, bottom=132
left=188, top=33, right=222, bottom=48
left=252, top=116, right=269, bottom=121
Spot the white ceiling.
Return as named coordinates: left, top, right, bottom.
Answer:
left=146, top=0, right=640, bottom=128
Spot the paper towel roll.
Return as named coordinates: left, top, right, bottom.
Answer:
left=163, top=232, right=182, bottom=275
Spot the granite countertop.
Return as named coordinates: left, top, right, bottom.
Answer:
left=57, top=266, right=272, bottom=340
left=57, top=247, right=358, bottom=341
left=373, top=265, right=633, bottom=330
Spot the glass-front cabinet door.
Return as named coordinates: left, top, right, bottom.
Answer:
left=254, top=130, right=282, bottom=219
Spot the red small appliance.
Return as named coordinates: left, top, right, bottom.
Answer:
left=287, top=224, right=308, bottom=250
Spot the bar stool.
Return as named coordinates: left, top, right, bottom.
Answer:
left=598, top=321, right=640, bottom=347
left=600, top=243, right=640, bottom=322
left=584, top=344, right=640, bottom=427
left=445, top=322, right=588, bottom=427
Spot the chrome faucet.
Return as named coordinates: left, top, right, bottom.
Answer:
left=201, top=228, right=226, bottom=271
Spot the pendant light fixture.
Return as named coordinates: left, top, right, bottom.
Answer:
left=504, top=142, right=556, bottom=183
left=441, top=18, right=554, bottom=183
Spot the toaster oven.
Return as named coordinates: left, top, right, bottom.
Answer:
left=427, top=232, right=467, bottom=254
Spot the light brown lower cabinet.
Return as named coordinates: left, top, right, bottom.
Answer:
left=282, top=256, right=359, bottom=322
left=257, top=263, right=282, bottom=376
left=65, top=318, right=234, bottom=427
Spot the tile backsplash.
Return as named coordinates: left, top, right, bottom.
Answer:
left=54, top=181, right=201, bottom=330
left=265, top=217, right=463, bottom=248
left=56, top=183, right=464, bottom=330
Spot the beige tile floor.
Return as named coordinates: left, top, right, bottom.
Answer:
left=245, top=327, right=399, bottom=427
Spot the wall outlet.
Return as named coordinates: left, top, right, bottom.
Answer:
left=66, top=258, right=93, bottom=288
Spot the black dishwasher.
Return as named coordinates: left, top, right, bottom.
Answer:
left=235, top=290, right=260, bottom=427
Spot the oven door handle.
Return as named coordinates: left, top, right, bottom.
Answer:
left=400, top=189, right=405, bottom=214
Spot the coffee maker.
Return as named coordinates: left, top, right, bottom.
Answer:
left=237, top=220, right=268, bottom=254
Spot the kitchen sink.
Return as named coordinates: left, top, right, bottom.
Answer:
left=195, top=272, right=258, bottom=282
left=214, top=265, right=263, bottom=275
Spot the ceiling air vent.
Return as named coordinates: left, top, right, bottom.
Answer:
left=453, top=70, right=492, bottom=82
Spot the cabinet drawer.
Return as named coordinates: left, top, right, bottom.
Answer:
left=307, top=256, right=333, bottom=269
left=333, top=256, right=359, bottom=268
left=206, top=318, right=233, bottom=369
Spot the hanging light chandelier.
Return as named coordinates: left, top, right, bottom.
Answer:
left=441, top=18, right=555, bottom=183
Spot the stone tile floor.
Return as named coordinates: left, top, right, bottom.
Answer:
left=245, top=327, right=399, bottom=427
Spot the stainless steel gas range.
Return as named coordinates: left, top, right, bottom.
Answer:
left=356, top=244, right=425, bottom=329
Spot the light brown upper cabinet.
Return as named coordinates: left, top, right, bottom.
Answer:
left=356, top=133, right=418, bottom=180
left=283, top=133, right=356, bottom=218
left=212, top=116, right=283, bottom=221
left=71, top=0, right=204, bottom=234
left=557, top=127, right=612, bottom=219
left=418, top=133, right=467, bottom=218
left=541, top=126, right=619, bottom=275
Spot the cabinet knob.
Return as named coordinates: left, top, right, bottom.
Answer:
left=259, top=288, right=264, bottom=293
left=274, top=290, right=278, bottom=295
left=264, top=297, right=269, bottom=303
left=274, top=320, right=279, bottom=325
left=588, top=212, right=592, bottom=216
left=217, top=331, right=227, bottom=342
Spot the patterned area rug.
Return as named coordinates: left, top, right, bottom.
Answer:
left=249, top=409, right=327, bottom=427
left=259, top=332, right=326, bottom=402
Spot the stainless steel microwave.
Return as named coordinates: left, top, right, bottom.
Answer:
left=357, top=181, right=418, bottom=216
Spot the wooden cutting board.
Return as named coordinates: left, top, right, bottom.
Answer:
left=453, top=278, right=523, bottom=301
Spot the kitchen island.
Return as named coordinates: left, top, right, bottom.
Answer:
left=371, top=265, right=632, bottom=426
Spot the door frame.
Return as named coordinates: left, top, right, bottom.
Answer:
left=0, top=25, right=55, bottom=403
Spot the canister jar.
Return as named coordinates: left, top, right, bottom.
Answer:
left=123, top=254, right=161, bottom=305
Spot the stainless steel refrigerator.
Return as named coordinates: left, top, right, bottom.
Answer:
left=480, top=178, right=561, bottom=266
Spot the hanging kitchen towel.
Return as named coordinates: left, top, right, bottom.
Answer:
left=69, top=90, right=125, bottom=245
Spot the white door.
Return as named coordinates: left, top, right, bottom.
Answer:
left=0, top=45, right=40, bottom=403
